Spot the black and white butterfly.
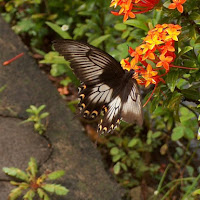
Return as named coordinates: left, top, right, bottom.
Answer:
left=53, top=39, right=143, bottom=134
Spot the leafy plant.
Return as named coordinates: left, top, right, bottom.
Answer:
left=3, top=157, right=69, bottom=200
left=23, top=105, right=49, bottom=135
left=106, top=125, right=160, bottom=188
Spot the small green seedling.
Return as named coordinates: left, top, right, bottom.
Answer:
left=23, top=105, right=49, bottom=134
left=3, top=157, right=69, bottom=200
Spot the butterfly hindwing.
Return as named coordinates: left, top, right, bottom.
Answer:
left=78, top=83, right=113, bottom=120
left=98, top=77, right=143, bottom=134
left=121, top=79, right=143, bottom=126
left=98, top=95, right=122, bottom=134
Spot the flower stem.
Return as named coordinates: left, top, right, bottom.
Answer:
left=143, top=84, right=157, bottom=107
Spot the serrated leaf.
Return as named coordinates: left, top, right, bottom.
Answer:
left=124, top=19, right=148, bottom=31
left=46, top=22, right=72, bottom=39
left=90, top=34, right=110, bottom=47
left=113, top=162, right=121, bottom=174
left=171, top=126, right=184, bottom=141
left=42, top=184, right=69, bottom=195
left=3, top=167, right=29, bottom=182
left=47, top=170, right=65, bottom=180
left=28, top=157, right=38, bottom=177
left=23, top=190, right=35, bottom=200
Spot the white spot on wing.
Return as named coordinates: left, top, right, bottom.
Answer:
left=88, top=84, right=113, bottom=104
left=107, top=96, right=121, bottom=122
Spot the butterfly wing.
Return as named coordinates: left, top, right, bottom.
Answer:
left=98, top=75, right=143, bottom=134
left=53, top=39, right=143, bottom=134
left=53, top=39, right=124, bottom=121
left=53, top=39, right=124, bottom=85
left=121, top=79, right=143, bottom=126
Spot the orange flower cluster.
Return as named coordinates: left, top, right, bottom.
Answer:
left=110, top=0, right=160, bottom=22
left=168, top=0, right=186, bottom=13
left=120, top=24, right=184, bottom=105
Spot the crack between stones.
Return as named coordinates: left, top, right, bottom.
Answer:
left=38, top=134, right=54, bottom=170
left=0, top=114, right=25, bottom=120
left=0, top=114, right=54, bottom=172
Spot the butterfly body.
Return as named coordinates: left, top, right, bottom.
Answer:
left=53, top=39, right=143, bottom=134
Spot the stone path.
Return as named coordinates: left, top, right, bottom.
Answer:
left=0, top=16, right=122, bottom=200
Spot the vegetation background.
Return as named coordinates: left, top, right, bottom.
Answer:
left=0, top=0, right=200, bottom=199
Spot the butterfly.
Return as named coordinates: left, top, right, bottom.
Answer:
left=53, top=39, right=143, bottom=134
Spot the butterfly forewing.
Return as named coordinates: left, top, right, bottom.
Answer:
left=53, top=40, right=124, bottom=85
left=53, top=39, right=143, bottom=134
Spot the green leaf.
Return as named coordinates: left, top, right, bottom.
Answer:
left=46, top=22, right=72, bottom=39
left=37, top=105, right=46, bottom=113
left=166, top=70, right=180, bottom=92
left=113, top=162, right=121, bottom=174
left=171, top=126, right=184, bottom=141
left=186, top=165, right=194, bottom=177
left=181, top=88, right=200, bottom=101
left=3, top=167, right=29, bottom=182
left=0, top=85, right=6, bottom=93
left=37, top=188, right=50, bottom=200
left=193, top=189, right=200, bottom=196
left=184, top=127, right=195, bottom=140
left=23, top=190, right=35, bottom=200
left=110, top=147, right=119, bottom=156
left=28, top=157, right=38, bottom=177
left=167, top=92, right=183, bottom=121
left=47, top=170, right=65, bottom=180
left=40, top=112, right=49, bottom=119
left=128, top=138, right=138, bottom=147
left=40, top=52, right=67, bottom=64
left=112, top=154, right=122, bottom=162
left=177, top=46, right=193, bottom=58
left=121, top=29, right=130, bottom=39
left=114, top=23, right=127, bottom=31
left=50, top=64, right=68, bottom=77
left=120, top=162, right=128, bottom=171
left=124, top=19, right=148, bottom=31
left=152, top=131, right=162, bottom=138
left=90, top=34, right=110, bottom=47
left=42, top=184, right=69, bottom=196
left=8, top=187, right=23, bottom=200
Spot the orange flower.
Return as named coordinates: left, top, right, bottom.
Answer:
left=168, top=0, right=186, bottom=13
left=121, top=24, right=183, bottom=89
left=141, top=64, right=158, bottom=87
left=156, top=54, right=173, bottom=71
left=110, top=0, right=160, bottom=21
